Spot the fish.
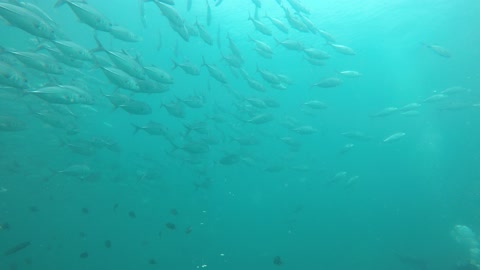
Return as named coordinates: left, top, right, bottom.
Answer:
left=227, top=33, right=243, bottom=59
left=136, top=79, right=169, bottom=94
left=340, top=143, right=354, bottom=154
left=264, top=12, right=289, bottom=34
left=328, top=43, right=356, bottom=55
left=281, top=6, right=308, bottom=32
left=219, top=153, right=241, bottom=165
left=440, top=86, right=470, bottom=95
left=423, top=43, right=451, bottom=58
left=304, top=57, right=325, bottom=66
left=399, top=103, right=421, bottom=112
left=144, top=66, right=174, bottom=84
left=0, top=3, right=56, bottom=39
left=27, top=85, right=94, bottom=105
left=187, top=0, right=192, bottom=11
left=161, top=100, right=185, bottom=118
left=0, top=61, right=29, bottom=89
left=154, top=0, right=184, bottom=27
left=55, top=0, right=112, bottom=32
left=370, top=107, right=398, bottom=118
left=303, top=100, right=327, bottom=110
left=206, top=0, right=211, bottom=25
left=202, top=57, right=227, bottom=84
left=171, top=59, right=200, bottom=75
left=93, top=36, right=146, bottom=79
left=169, top=20, right=190, bottom=41
left=256, top=65, right=280, bottom=84
left=4, top=241, right=31, bottom=256
left=56, top=164, right=92, bottom=179
left=248, top=13, right=272, bottom=36
left=104, top=240, right=112, bottom=248
left=101, top=90, right=131, bottom=109
left=244, top=76, right=266, bottom=92
left=171, top=141, right=210, bottom=154
left=178, top=95, right=205, bottom=108
left=246, top=113, right=273, bottom=124
left=274, top=38, right=304, bottom=51
left=318, top=29, right=336, bottom=43
left=422, top=94, right=447, bottom=103
left=286, top=0, right=310, bottom=14
left=195, top=20, right=213, bottom=45
left=100, top=66, right=140, bottom=91
left=0, top=116, right=26, bottom=132
left=383, top=132, right=406, bottom=143
left=292, top=125, right=317, bottom=135
left=221, top=53, right=243, bottom=68
left=303, top=48, right=330, bottom=60
left=341, top=131, right=372, bottom=141
left=338, top=70, right=362, bottom=78
left=51, top=40, right=93, bottom=61
left=9, top=51, right=63, bottom=74
left=119, top=99, right=152, bottom=115
left=132, top=121, right=168, bottom=136
left=401, top=110, right=420, bottom=117
left=110, top=25, right=142, bottom=42
left=311, top=77, right=342, bottom=88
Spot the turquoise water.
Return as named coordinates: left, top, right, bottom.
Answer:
left=1, top=0, right=480, bottom=269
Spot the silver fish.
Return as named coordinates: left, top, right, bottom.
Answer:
left=119, top=99, right=152, bottom=115
left=144, top=66, right=174, bottom=84
left=202, top=57, right=227, bottom=84
left=0, top=3, right=56, bottom=39
left=383, top=132, right=406, bottom=143
left=52, top=40, right=93, bottom=61
left=55, top=0, right=112, bottom=32
left=110, top=25, right=142, bottom=42
left=311, top=77, right=342, bottom=88
left=100, top=67, right=139, bottom=91
left=171, top=59, right=199, bottom=76
left=248, top=13, right=271, bottom=36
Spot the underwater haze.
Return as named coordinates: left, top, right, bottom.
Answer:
left=1, top=0, right=480, bottom=269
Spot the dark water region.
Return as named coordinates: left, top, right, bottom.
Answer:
left=0, top=0, right=480, bottom=269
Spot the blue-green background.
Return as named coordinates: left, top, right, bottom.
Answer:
left=1, top=0, right=480, bottom=269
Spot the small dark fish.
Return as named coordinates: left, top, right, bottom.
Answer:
left=149, top=258, right=157, bottom=265
left=170, top=208, right=178, bottom=215
left=4, top=241, right=31, bottom=256
left=311, top=77, right=342, bottom=88
left=129, top=211, right=136, bottom=218
left=1, top=222, right=11, bottom=230
left=80, top=251, right=88, bottom=259
left=166, top=222, right=176, bottom=230
left=29, top=206, right=39, bottom=213
left=104, top=240, right=111, bottom=248
left=206, top=0, right=211, bottom=26
left=273, top=256, right=282, bottom=265
left=81, top=208, right=89, bottom=214
left=185, top=226, right=192, bottom=234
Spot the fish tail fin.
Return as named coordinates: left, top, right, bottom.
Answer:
left=91, top=34, right=105, bottom=53
left=131, top=123, right=141, bottom=135
left=273, top=36, right=280, bottom=46
left=248, top=12, right=252, bottom=21
left=54, top=0, right=66, bottom=8
left=168, top=139, right=179, bottom=153
left=201, top=56, right=207, bottom=67
left=170, top=59, right=178, bottom=70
